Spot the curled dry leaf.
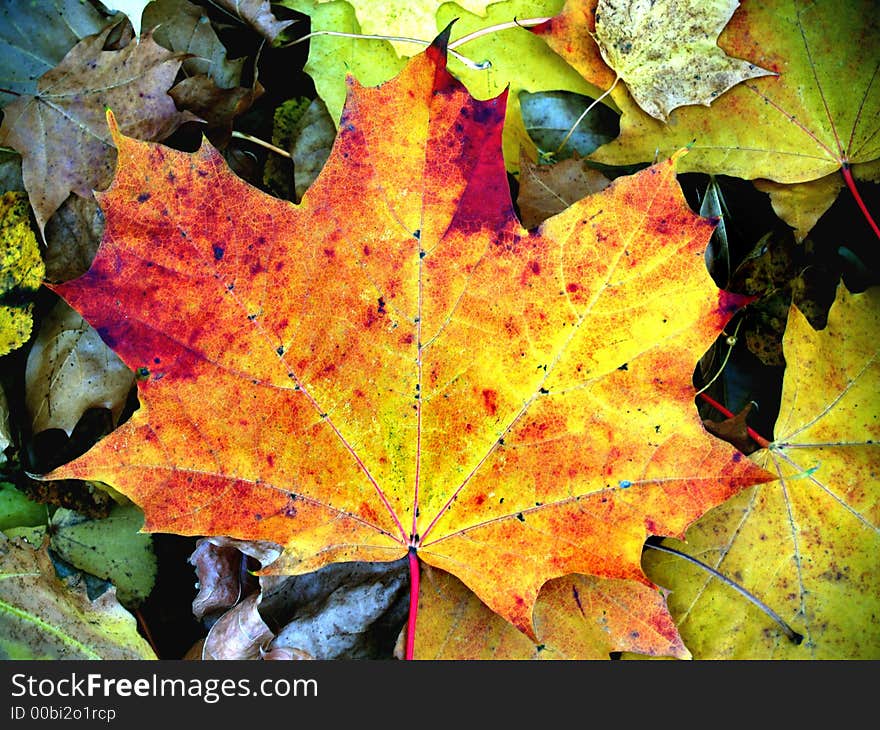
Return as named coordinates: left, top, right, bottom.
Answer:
left=702, top=401, right=760, bottom=455
left=26, top=299, right=135, bottom=437
left=261, top=646, right=313, bottom=660
left=262, top=560, right=409, bottom=660
left=593, top=0, right=775, bottom=121
left=203, top=536, right=282, bottom=567
left=169, top=76, right=263, bottom=142
left=145, top=0, right=262, bottom=138
left=213, top=0, right=296, bottom=41
left=0, top=533, right=156, bottom=659
left=202, top=593, right=274, bottom=660
left=0, top=191, right=44, bottom=357
left=0, top=25, right=198, bottom=234
left=144, top=0, right=245, bottom=87
left=190, top=538, right=245, bottom=620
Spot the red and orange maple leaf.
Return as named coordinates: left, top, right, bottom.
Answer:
left=44, top=32, right=771, bottom=645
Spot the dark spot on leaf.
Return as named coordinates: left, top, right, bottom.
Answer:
left=516, top=513, right=525, bottom=522
left=572, top=585, right=584, bottom=616
left=481, top=388, right=498, bottom=415
left=137, top=193, right=150, bottom=203
left=213, top=244, right=225, bottom=260
left=618, top=363, right=628, bottom=371
left=96, top=327, right=116, bottom=348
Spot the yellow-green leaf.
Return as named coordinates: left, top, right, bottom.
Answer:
left=0, top=533, right=156, bottom=659
left=0, top=191, right=43, bottom=357
left=645, top=284, right=880, bottom=658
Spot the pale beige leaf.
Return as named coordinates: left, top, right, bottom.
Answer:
left=26, top=299, right=135, bottom=436
left=595, top=0, right=775, bottom=120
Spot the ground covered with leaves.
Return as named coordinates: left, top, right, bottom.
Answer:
left=0, top=0, right=877, bottom=661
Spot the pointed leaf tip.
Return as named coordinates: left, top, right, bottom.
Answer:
left=426, top=21, right=456, bottom=67
left=105, top=108, right=121, bottom=145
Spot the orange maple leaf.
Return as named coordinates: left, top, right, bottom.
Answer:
left=44, top=32, right=772, bottom=647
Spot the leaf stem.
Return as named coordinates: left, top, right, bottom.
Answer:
left=230, top=131, right=291, bottom=158
left=553, top=76, right=621, bottom=157
left=447, top=17, right=551, bottom=48
left=135, top=607, right=161, bottom=658
left=695, top=318, right=742, bottom=397
left=287, top=30, right=490, bottom=70
left=841, top=164, right=880, bottom=240
left=645, top=542, right=803, bottom=645
left=405, top=549, right=420, bottom=660
left=698, top=392, right=771, bottom=449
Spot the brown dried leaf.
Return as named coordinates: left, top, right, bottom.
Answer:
left=213, top=0, right=296, bottom=41
left=25, top=299, right=135, bottom=436
left=517, top=153, right=611, bottom=229
left=0, top=26, right=198, bottom=233
left=262, top=561, right=408, bottom=660
left=702, top=401, right=759, bottom=455
left=202, top=593, right=273, bottom=660
left=44, top=195, right=105, bottom=283
left=169, top=76, right=263, bottom=142
left=190, top=539, right=244, bottom=620
left=144, top=0, right=245, bottom=87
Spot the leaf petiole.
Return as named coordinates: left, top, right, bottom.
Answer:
left=645, top=542, right=804, bottom=645
left=286, top=30, right=491, bottom=70
left=405, top=549, right=420, bottom=660
left=230, top=131, right=291, bottom=158
left=553, top=76, right=621, bottom=157
left=447, top=17, right=552, bottom=48
left=841, top=164, right=880, bottom=240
